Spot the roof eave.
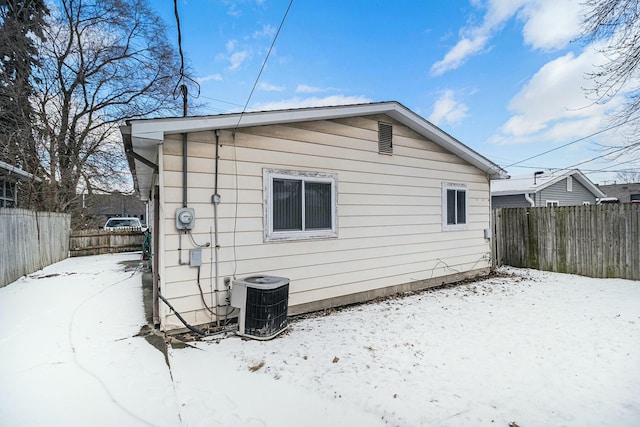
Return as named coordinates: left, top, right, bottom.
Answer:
left=124, top=102, right=508, bottom=198
left=0, top=160, right=42, bottom=182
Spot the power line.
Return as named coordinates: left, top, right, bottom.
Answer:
left=509, top=164, right=640, bottom=174
left=197, top=95, right=245, bottom=109
left=562, top=142, right=640, bottom=170
left=504, top=119, right=634, bottom=168
left=172, top=0, right=200, bottom=116
left=504, top=150, right=640, bottom=171
left=230, top=0, right=294, bottom=277
left=234, top=0, right=294, bottom=130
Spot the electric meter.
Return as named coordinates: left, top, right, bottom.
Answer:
left=176, top=207, right=195, bottom=230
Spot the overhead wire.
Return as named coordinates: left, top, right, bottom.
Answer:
left=507, top=164, right=640, bottom=174
left=172, top=0, right=200, bottom=114
left=559, top=142, right=640, bottom=170
left=230, top=0, right=295, bottom=277
left=233, top=0, right=294, bottom=130
left=503, top=118, right=635, bottom=168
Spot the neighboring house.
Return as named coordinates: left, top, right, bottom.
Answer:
left=78, top=191, right=147, bottom=229
left=0, top=160, right=41, bottom=208
left=491, top=169, right=605, bottom=208
left=121, top=101, right=507, bottom=332
left=596, top=182, right=640, bottom=204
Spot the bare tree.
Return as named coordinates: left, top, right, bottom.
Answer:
left=615, top=170, right=640, bottom=183
left=32, top=0, right=181, bottom=213
left=581, top=0, right=640, bottom=131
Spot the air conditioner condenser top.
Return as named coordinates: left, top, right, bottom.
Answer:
left=231, top=275, right=289, bottom=340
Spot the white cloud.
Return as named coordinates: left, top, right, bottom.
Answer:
left=228, top=50, right=250, bottom=70
left=225, top=40, right=237, bottom=52
left=431, top=0, right=583, bottom=76
left=490, top=44, right=629, bottom=145
left=196, top=74, right=223, bottom=83
left=431, top=35, right=490, bottom=76
left=251, top=95, right=373, bottom=111
left=519, top=1, right=582, bottom=50
left=428, top=90, right=469, bottom=125
left=296, top=84, right=324, bottom=94
left=217, top=39, right=252, bottom=71
left=258, top=82, right=285, bottom=92
left=224, top=2, right=241, bottom=17
left=254, top=24, right=276, bottom=39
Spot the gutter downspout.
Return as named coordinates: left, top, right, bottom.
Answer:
left=524, top=193, right=535, bottom=207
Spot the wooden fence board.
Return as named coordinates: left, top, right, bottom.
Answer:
left=493, top=204, right=640, bottom=280
left=0, top=208, right=71, bottom=287
left=69, top=228, right=145, bottom=257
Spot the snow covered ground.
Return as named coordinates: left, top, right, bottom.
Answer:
left=1, top=253, right=639, bottom=426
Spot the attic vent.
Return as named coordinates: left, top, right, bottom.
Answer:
left=378, top=122, right=393, bottom=154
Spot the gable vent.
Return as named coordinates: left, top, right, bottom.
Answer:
left=378, top=122, right=393, bottom=154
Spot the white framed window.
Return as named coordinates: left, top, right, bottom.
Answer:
left=546, top=200, right=559, bottom=207
left=567, top=176, right=573, bottom=192
left=442, top=183, right=468, bottom=231
left=264, top=169, right=337, bottom=242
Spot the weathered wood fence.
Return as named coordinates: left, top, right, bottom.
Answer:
left=69, top=228, right=145, bottom=257
left=493, top=204, right=640, bottom=280
left=0, top=208, right=71, bottom=287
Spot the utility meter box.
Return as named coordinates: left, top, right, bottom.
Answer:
left=176, top=207, right=195, bottom=230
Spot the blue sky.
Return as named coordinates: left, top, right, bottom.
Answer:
left=152, top=0, right=639, bottom=184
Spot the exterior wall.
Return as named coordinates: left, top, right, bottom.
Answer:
left=491, top=194, right=529, bottom=208
left=536, top=177, right=597, bottom=206
left=158, top=114, right=493, bottom=331
left=597, top=183, right=640, bottom=203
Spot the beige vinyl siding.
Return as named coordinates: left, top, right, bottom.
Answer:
left=158, top=115, right=491, bottom=330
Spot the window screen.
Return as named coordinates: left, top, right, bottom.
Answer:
left=304, top=182, right=332, bottom=229
left=273, top=179, right=302, bottom=231
left=446, top=188, right=466, bottom=225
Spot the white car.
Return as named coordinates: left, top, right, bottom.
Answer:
left=103, top=217, right=146, bottom=231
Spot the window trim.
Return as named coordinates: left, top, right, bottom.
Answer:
left=263, top=169, right=338, bottom=242
left=546, top=200, right=560, bottom=207
left=442, top=182, right=468, bottom=231
left=567, top=176, right=573, bottom=192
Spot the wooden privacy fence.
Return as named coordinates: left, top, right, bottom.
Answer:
left=0, top=208, right=71, bottom=288
left=69, top=228, right=145, bottom=257
left=493, top=204, right=640, bottom=280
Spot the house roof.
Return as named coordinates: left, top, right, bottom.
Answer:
left=121, top=101, right=508, bottom=201
left=491, top=169, right=606, bottom=198
left=0, top=160, right=42, bottom=183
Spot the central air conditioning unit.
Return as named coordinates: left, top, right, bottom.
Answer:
left=230, top=275, right=289, bottom=340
